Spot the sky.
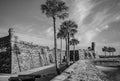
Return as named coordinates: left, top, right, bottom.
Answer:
left=0, top=0, right=120, bottom=55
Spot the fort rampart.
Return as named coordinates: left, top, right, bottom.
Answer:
left=0, top=28, right=54, bottom=73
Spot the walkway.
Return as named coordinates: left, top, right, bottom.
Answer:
left=0, top=64, right=67, bottom=81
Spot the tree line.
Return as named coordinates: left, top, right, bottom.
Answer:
left=102, top=46, right=116, bottom=56
left=41, top=0, right=79, bottom=74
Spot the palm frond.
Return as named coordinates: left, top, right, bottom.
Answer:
left=40, top=0, right=69, bottom=18
left=57, top=0, right=69, bottom=12
left=57, top=28, right=66, bottom=39
left=70, top=38, right=79, bottom=46
left=60, top=20, right=78, bottom=38
left=41, top=4, right=48, bottom=13
left=57, top=12, right=69, bottom=19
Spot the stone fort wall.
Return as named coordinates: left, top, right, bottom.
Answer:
left=0, top=28, right=54, bottom=73
left=0, top=35, right=11, bottom=73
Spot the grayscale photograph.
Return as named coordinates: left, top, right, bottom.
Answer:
left=0, top=0, right=120, bottom=81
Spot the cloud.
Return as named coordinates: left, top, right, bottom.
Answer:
left=71, top=0, right=120, bottom=45
left=45, top=26, right=59, bottom=38
left=15, top=33, right=53, bottom=47
left=84, top=30, right=96, bottom=42
left=72, top=0, right=94, bottom=23
left=27, top=29, right=33, bottom=33
left=45, top=26, right=54, bottom=37
left=0, top=28, right=9, bottom=37
left=13, top=24, right=34, bottom=33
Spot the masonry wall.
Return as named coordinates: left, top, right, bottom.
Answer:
left=0, top=36, right=11, bottom=73
left=0, top=28, right=54, bottom=74
left=11, top=35, right=52, bottom=73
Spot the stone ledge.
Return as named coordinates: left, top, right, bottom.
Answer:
left=51, top=60, right=109, bottom=81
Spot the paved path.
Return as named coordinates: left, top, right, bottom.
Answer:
left=0, top=63, right=67, bottom=81
left=0, top=64, right=56, bottom=81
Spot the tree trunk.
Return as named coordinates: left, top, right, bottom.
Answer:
left=65, top=38, right=68, bottom=67
left=67, top=33, right=70, bottom=65
left=109, top=52, right=111, bottom=56
left=73, top=45, right=75, bottom=63
left=105, top=51, right=106, bottom=56
left=112, top=52, right=114, bottom=56
left=53, top=17, right=60, bottom=74
left=60, top=38, right=62, bottom=64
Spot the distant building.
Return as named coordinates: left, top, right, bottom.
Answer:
left=91, top=42, right=95, bottom=51
left=68, top=42, right=98, bottom=61
left=69, top=49, right=85, bottom=62
left=70, top=50, right=79, bottom=61
left=0, top=28, right=53, bottom=74
left=79, top=42, right=97, bottom=60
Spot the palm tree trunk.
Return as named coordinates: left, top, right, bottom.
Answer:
left=67, top=33, right=70, bottom=65
left=105, top=52, right=106, bottom=56
left=73, top=45, right=75, bottom=63
left=65, top=38, right=68, bottom=67
left=53, top=17, right=60, bottom=74
left=109, top=52, right=111, bottom=56
left=60, top=38, right=62, bottom=64
left=112, top=52, right=114, bottom=56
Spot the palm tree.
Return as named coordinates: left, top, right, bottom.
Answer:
left=70, top=38, right=79, bottom=63
left=57, top=29, right=64, bottom=64
left=111, top=47, right=116, bottom=56
left=102, top=46, right=107, bottom=56
left=107, top=47, right=113, bottom=56
left=60, top=20, right=78, bottom=66
left=57, top=28, right=67, bottom=65
left=41, top=0, right=69, bottom=74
